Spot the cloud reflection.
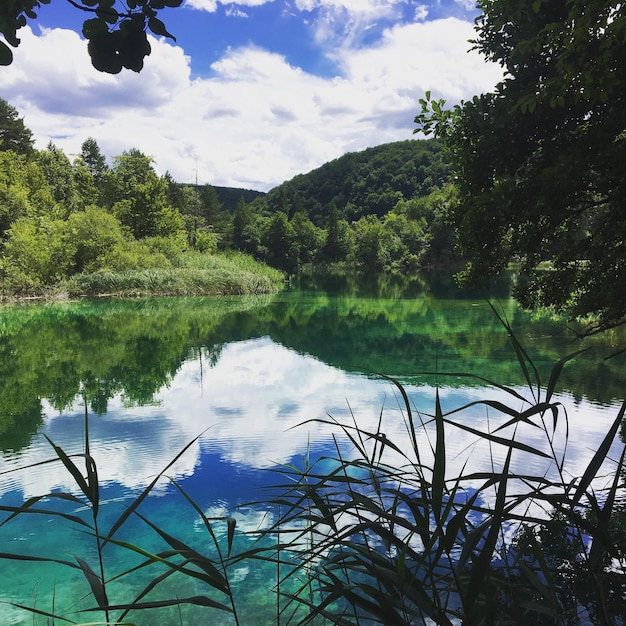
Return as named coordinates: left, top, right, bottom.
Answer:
left=0, top=337, right=622, bottom=504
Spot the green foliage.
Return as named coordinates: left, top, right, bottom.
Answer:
left=67, top=205, right=131, bottom=273
left=167, top=181, right=231, bottom=250
left=251, top=139, right=449, bottom=227
left=395, top=183, right=460, bottom=267
left=261, top=211, right=299, bottom=274
left=0, top=0, right=182, bottom=73
left=110, top=149, right=184, bottom=240
left=0, top=98, right=33, bottom=155
left=232, top=197, right=259, bottom=256
left=78, top=137, right=109, bottom=186
left=263, top=314, right=626, bottom=625
left=291, top=210, right=324, bottom=265
left=65, top=252, right=283, bottom=297
left=414, top=0, right=626, bottom=333
left=350, top=214, right=394, bottom=271
left=320, top=202, right=352, bottom=264
left=0, top=418, right=241, bottom=623
left=35, top=142, right=83, bottom=217
left=194, top=228, right=219, bottom=254
left=0, top=101, right=461, bottom=282
left=0, top=150, right=46, bottom=238
left=2, top=216, right=75, bottom=291
left=0, top=101, right=283, bottom=296
left=98, top=238, right=171, bottom=271
left=238, top=139, right=458, bottom=272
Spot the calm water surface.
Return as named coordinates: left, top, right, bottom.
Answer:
left=0, top=275, right=625, bottom=624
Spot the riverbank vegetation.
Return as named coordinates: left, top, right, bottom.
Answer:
left=0, top=98, right=460, bottom=298
left=414, top=0, right=626, bottom=335
left=0, top=108, right=285, bottom=298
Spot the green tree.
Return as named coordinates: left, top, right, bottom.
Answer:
left=67, top=206, right=127, bottom=273
left=167, top=182, right=201, bottom=247
left=72, top=160, right=101, bottom=208
left=415, top=0, right=626, bottom=334
left=262, top=211, right=298, bottom=274
left=174, top=183, right=225, bottom=249
left=321, top=201, right=352, bottom=263
left=0, top=150, right=55, bottom=238
left=0, top=98, right=33, bottom=155
left=291, top=210, right=323, bottom=266
left=109, top=149, right=183, bottom=239
left=394, top=184, right=460, bottom=267
left=382, top=211, right=427, bottom=269
left=198, top=184, right=223, bottom=227
left=73, top=139, right=109, bottom=207
left=351, top=215, right=393, bottom=271
left=0, top=0, right=182, bottom=73
left=232, top=197, right=259, bottom=255
left=2, top=217, right=75, bottom=291
left=79, top=138, right=108, bottom=185
left=35, top=142, right=80, bottom=217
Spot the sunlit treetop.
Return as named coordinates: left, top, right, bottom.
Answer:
left=0, top=0, right=182, bottom=74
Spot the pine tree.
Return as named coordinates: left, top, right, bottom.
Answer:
left=0, top=99, right=34, bottom=156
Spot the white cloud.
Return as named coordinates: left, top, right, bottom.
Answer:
left=295, top=0, right=398, bottom=16
left=225, top=5, right=250, bottom=17
left=183, top=0, right=220, bottom=11
left=337, top=18, right=501, bottom=103
left=305, top=0, right=404, bottom=51
left=453, top=0, right=477, bottom=10
left=185, top=0, right=274, bottom=9
left=414, top=4, right=429, bottom=20
left=0, top=18, right=501, bottom=190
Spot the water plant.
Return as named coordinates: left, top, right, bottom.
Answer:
left=0, top=405, right=244, bottom=625
left=60, top=251, right=285, bottom=298
left=262, top=306, right=626, bottom=624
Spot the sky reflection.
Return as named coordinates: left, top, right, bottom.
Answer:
left=1, top=336, right=622, bottom=506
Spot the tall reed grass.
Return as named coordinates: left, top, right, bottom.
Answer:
left=62, top=252, right=284, bottom=297
left=0, top=308, right=624, bottom=624
left=263, top=307, right=626, bottom=625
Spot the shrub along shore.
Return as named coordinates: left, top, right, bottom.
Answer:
left=1, top=251, right=285, bottom=301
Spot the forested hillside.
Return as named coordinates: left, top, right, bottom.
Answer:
left=0, top=98, right=460, bottom=295
left=250, top=139, right=449, bottom=225
left=234, top=138, right=459, bottom=273
left=212, top=186, right=264, bottom=212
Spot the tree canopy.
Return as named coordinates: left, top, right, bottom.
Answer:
left=0, top=0, right=182, bottom=73
left=0, top=98, right=33, bottom=154
left=251, top=139, right=450, bottom=226
left=415, top=0, right=626, bottom=334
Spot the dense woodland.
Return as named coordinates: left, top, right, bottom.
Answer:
left=0, top=98, right=460, bottom=295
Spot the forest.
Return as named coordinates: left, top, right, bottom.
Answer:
left=0, top=97, right=459, bottom=296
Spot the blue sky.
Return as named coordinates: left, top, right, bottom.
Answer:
left=0, top=0, right=502, bottom=191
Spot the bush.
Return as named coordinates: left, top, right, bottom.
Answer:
left=67, top=205, right=127, bottom=273
left=2, top=217, right=75, bottom=292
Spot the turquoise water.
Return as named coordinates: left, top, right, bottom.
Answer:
left=0, top=281, right=625, bottom=624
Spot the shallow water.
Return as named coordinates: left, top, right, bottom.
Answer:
left=0, top=281, right=625, bottom=625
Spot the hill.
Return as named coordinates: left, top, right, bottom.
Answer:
left=213, top=186, right=265, bottom=212
left=250, top=138, right=449, bottom=225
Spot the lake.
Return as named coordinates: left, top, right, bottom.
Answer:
left=0, top=273, right=625, bottom=625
